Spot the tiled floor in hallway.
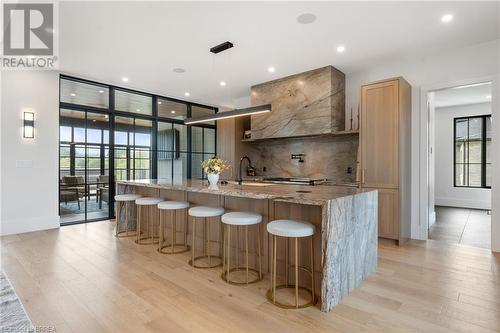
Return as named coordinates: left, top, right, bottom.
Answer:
left=429, top=206, right=491, bottom=249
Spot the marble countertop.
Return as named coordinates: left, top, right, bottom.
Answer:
left=117, top=179, right=372, bottom=206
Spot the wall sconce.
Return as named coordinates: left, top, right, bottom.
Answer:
left=23, top=112, right=35, bottom=138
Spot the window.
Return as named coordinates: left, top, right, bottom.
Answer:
left=115, top=89, right=152, bottom=115
left=59, top=75, right=217, bottom=224
left=60, top=78, right=109, bottom=108
left=454, top=115, right=491, bottom=188
left=158, top=98, right=188, bottom=120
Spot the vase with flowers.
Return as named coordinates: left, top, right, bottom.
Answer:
left=201, top=157, right=229, bottom=186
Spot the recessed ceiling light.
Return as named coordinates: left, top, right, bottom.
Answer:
left=158, top=101, right=162, bottom=105
left=441, top=14, right=453, bottom=23
left=98, top=90, right=104, bottom=94
left=70, top=93, right=76, bottom=97
left=122, top=77, right=129, bottom=82
left=297, top=13, right=316, bottom=24
left=220, top=81, right=226, bottom=87
left=268, top=66, right=276, bottom=73
left=486, top=95, right=492, bottom=99
left=184, top=92, right=190, bottom=97
left=171, top=110, right=176, bottom=114
left=136, top=109, right=140, bottom=112
left=173, top=68, right=186, bottom=73
left=336, top=45, right=345, bottom=53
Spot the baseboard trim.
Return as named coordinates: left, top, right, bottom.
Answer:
left=435, top=197, right=491, bottom=210
left=428, top=211, right=436, bottom=228
left=0, top=215, right=60, bottom=236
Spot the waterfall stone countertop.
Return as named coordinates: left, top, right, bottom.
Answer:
left=117, top=178, right=378, bottom=312
left=116, top=178, right=369, bottom=206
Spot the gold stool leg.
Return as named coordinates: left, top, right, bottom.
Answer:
left=257, top=224, right=262, bottom=280
left=171, top=211, right=175, bottom=253
left=115, top=201, right=120, bottom=236
left=191, top=216, right=196, bottom=266
left=311, top=235, right=315, bottom=304
left=158, top=210, right=163, bottom=251
left=245, top=226, right=249, bottom=285
left=227, top=224, right=231, bottom=282
left=219, top=217, right=225, bottom=272
left=148, top=206, right=152, bottom=244
left=237, top=226, right=240, bottom=269
left=206, top=218, right=211, bottom=266
left=184, top=209, right=188, bottom=246
left=285, top=238, right=289, bottom=287
left=136, top=206, right=141, bottom=243
left=125, top=202, right=130, bottom=236
left=295, top=237, right=299, bottom=309
left=273, top=235, right=277, bottom=303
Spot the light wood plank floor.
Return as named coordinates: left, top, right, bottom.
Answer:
left=1, top=221, right=499, bottom=333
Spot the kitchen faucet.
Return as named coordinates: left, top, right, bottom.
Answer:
left=236, top=156, right=253, bottom=185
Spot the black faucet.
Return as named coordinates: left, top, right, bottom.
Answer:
left=236, top=156, right=253, bottom=185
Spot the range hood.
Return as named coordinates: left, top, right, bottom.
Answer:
left=249, top=66, right=346, bottom=140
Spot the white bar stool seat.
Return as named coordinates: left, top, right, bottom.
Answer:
left=267, top=219, right=317, bottom=309
left=114, top=194, right=142, bottom=237
left=157, top=201, right=190, bottom=254
left=221, top=212, right=263, bottom=285
left=158, top=201, right=189, bottom=210
left=267, top=220, right=315, bottom=238
left=188, top=206, right=224, bottom=269
left=222, top=212, right=262, bottom=225
left=136, top=197, right=163, bottom=206
left=135, top=197, right=163, bottom=245
left=189, top=206, right=225, bottom=217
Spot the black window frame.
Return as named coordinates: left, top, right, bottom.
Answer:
left=58, top=74, right=218, bottom=225
left=453, top=114, right=491, bottom=189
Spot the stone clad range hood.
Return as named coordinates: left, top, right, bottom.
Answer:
left=250, top=65, right=345, bottom=140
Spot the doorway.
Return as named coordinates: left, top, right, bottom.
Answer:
left=427, top=82, right=492, bottom=248
left=59, top=109, right=111, bottom=224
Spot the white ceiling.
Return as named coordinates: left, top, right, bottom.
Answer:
left=59, top=1, right=500, bottom=108
left=434, top=82, right=492, bottom=108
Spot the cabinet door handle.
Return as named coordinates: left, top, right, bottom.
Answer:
left=362, top=169, right=366, bottom=184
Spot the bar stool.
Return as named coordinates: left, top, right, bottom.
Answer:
left=221, top=212, right=263, bottom=285
left=157, top=201, right=190, bottom=254
left=135, top=197, right=163, bottom=245
left=266, top=219, right=316, bottom=309
left=188, top=206, right=224, bottom=269
left=114, top=194, right=142, bottom=237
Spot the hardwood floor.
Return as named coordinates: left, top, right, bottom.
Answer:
left=430, top=206, right=491, bottom=249
left=1, top=221, right=499, bottom=333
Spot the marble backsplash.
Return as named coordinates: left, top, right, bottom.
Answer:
left=241, top=134, right=359, bottom=182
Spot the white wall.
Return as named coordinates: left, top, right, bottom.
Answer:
left=434, top=103, right=492, bottom=210
left=0, top=71, right=60, bottom=235
left=345, top=39, right=499, bottom=245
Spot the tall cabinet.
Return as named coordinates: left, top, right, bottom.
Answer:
left=360, top=78, right=411, bottom=244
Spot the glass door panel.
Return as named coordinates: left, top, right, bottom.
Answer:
left=59, top=109, right=109, bottom=224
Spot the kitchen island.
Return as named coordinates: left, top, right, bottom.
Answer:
left=116, top=179, right=377, bottom=312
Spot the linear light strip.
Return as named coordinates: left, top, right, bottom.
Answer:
left=184, top=104, right=271, bottom=125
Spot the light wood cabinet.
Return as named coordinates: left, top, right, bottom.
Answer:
left=360, top=78, right=411, bottom=244
left=365, top=187, right=399, bottom=239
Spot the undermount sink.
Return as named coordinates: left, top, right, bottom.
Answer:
left=226, top=181, right=275, bottom=187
